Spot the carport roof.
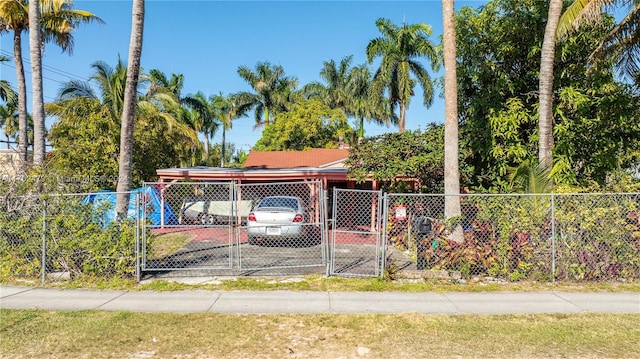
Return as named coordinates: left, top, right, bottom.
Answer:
left=156, top=166, right=349, bottom=182
left=156, top=148, right=353, bottom=183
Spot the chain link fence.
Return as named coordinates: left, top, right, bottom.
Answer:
left=140, top=181, right=327, bottom=277
left=141, top=182, right=236, bottom=273
left=383, top=193, right=640, bottom=282
left=0, top=192, right=140, bottom=283
left=2, top=185, right=638, bottom=283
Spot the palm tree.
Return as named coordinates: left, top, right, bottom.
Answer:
left=306, top=56, right=355, bottom=112
left=115, top=0, right=144, bottom=219
left=366, top=18, right=440, bottom=133
left=211, top=92, right=250, bottom=167
left=183, top=91, right=219, bottom=166
left=1, top=0, right=31, bottom=162
left=0, top=56, right=17, bottom=106
left=237, top=61, right=298, bottom=128
left=442, top=0, right=462, bottom=242
left=51, top=60, right=127, bottom=121
left=47, top=58, right=199, bottom=177
left=347, top=63, right=395, bottom=142
left=147, top=69, right=184, bottom=98
left=28, top=0, right=45, bottom=164
left=557, top=0, right=640, bottom=78
left=0, top=0, right=103, bottom=163
left=304, top=57, right=393, bottom=143
left=0, top=102, right=18, bottom=149
left=538, top=0, right=564, bottom=170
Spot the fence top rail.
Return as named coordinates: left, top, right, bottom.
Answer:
left=1, top=191, right=138, bottom=199
left=386, top=192, right=640, bottom=198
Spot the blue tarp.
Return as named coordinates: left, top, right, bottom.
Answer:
left=82, top=187, right=178, bottom=226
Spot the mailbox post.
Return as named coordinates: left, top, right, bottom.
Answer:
left=411, top=216, right=432, bottom=270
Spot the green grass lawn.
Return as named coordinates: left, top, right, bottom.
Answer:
left=1, top=309, right=638, bottom=358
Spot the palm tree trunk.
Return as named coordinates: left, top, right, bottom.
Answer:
left=443, top=0, right=462, bottom=242
left=538, top=0, right=563, bottom=169
left=13, top=31, right=28, bottom=164
left=399, top=102, right=406, bottom=133
left=204, top=131, right=210, bottom=167
left=116, top=0, right=145, bottom=219
left=221, top=126, right=226, bottom=167
left=29, top=1, right=46, bottom=165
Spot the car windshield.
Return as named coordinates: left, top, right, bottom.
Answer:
left=259, top=197, right=298, bottom=210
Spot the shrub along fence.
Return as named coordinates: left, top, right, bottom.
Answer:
left=0, top=192, right=141, bottom=283
left=384, top=193, right=640, bottom=282
left=1, top=189, right=639, bottom=283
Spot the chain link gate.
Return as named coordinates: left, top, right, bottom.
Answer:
left=140, top=182, right=237, bottom=274
left=329, top=188, right=383, bottom=277
left=237, top=181, right=327, bottom=275
left=139, top=181, right=328, bottom=276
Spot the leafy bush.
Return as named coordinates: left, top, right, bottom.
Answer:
left=0, top=194, right=147, bottom=281
left=386, top=193, right=640, bottom=282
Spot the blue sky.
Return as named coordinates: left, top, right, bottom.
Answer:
left=0, top=0, right=485, bottom=152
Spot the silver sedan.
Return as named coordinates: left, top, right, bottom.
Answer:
left=246, top=196, right=306, bottom=244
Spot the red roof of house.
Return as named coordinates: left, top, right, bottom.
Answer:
left=243, top=148, right=349, bottom=169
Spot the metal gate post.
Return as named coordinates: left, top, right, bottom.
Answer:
left=41, top=199, right=47, bottom=284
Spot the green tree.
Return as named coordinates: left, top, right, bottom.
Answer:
left=348, top=63, right=390, bottom=142
left=210, top=92, right=251, bottom=167
left=0, top=0, right=103, bottom=163
left=253, top=99, right=352, bottom=151
left=345, top=126, right=470, bottom=193
left=0, top=56, right=17, bottom=105
left=237, top=61, right=299, bottom=128
left=366, top=18, right=440, bottom=133
left=183, top=91, right=220, bottom=166
left=558, top=0, right=640, bottom=78
left=0, top=102, right=18, bottom=149
left=305, top=57, right=394, bottom=143
left=0, top=56, right=18, bottom=149
left=47, top=57, right=198, bottom=189
left=304, top=55, right=356, bottom=113
left=456, top=0, right=636, bottom=190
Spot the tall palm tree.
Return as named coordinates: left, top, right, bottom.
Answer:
left=147, top=69, right=184, bottom=98
left=304, top=56, right=393, bottom=143
left=442, top=0, right=462, bottom=242
left=0, top=102, right=18, bottom=149
left=52, top=59, right=127, bottom=121
left=211, top=92, right=250, bottom=167
left=347, top=63, right=394, bottom=142
left=366, top=18, right=440, bottom=133
left=557, top=0, right=640, bottom=77
left=0, top=0, right=103, bottom=162
left=116, top=0, right=144, bottom=219
left=538, top=0, right=564, bottom=170
left=1, top=0, right=31, bottom=162
left=47, top=59, right=199, bottom=177
left=237, top=61, right=298, bottom=128
left=0, top=56, right=18, bottom=149
left=183, top=91, right=219, bottom=166
left=28, top=0, right=45, bottom=164
left=307, top=56, right=355, bottom=112
left=0, top=56, right=17, bottom=105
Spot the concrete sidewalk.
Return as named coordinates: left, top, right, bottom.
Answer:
left=1, top=285, right=638, bottom=314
